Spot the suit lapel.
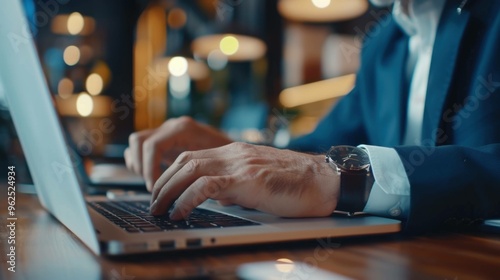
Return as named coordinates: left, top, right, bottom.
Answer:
left=395, top=36, right=411, bottom=145
left=421, top=0, right=471, bottom=144
left=374, top=27, right=409, bottom=146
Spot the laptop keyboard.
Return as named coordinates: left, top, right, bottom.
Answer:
left=89, top=201, right=259, bottom=233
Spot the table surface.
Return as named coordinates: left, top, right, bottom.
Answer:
left=1, top=192, right=500, bottom=280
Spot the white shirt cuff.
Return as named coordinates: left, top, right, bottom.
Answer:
left=358, top=145, right=411, bottom=219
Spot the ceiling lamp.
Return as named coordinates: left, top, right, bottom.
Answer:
left=154, top=57, right=209, bottom=80
left=192, top=34, right=267, bottom=62
left=278, top=0, right=369, bottom=22
left=51, top=13, right=96, bottom=35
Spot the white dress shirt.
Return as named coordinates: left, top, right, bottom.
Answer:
left=360, top=0, right=446, bottom=218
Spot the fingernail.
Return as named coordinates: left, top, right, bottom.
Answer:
left=150, top=200, right=158, bottom=214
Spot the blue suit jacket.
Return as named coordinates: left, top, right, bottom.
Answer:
left=288, top=0, right=500, bottom=232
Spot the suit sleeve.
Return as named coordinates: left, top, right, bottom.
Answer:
left=395, top=144, right=500, bottom=232
left=286, top=86, right=369, bottom=153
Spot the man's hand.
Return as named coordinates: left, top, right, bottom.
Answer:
left=124, top=117, right=232, bottom=191
left=149, top=142, right=340, bottom=220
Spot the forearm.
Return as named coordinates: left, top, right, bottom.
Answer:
left=395, top=144, right=500, bottom=232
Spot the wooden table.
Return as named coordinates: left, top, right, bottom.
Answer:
left=1, top=193, right=499, bottom=280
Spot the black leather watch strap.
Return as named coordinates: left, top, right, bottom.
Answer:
left=336, top=171, right=374, bottom=214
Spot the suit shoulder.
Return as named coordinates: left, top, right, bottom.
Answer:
left=355, top=12, right=407, bottom=71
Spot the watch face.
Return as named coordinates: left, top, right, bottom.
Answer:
left=327, top=146, right=370, bottom=171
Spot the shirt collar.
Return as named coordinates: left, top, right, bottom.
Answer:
left=392, top=0, right=446, bottom=44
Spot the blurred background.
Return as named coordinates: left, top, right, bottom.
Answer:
left=0, top=0, right=389, bottom=182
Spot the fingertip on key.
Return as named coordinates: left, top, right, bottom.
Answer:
left=146, top=180, right=153, bottom=192
left=169, top=207, right=183, bottom=220
left=149, top=199, right=158, bottom=214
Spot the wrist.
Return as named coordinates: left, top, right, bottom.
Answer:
left=325, top=146, right=374, bottom=215
left=313, top=154, right=341, bottom=215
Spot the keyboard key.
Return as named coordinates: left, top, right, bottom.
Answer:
left=88, top=201, right=259, bottom=233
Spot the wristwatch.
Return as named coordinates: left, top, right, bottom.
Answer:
left=325, top=145, right=374, bottom=215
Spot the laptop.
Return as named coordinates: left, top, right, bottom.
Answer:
left=0, top=0, right=400, bottom=256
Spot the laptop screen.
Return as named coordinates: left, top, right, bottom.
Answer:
left=0, top=0, right=100, bottom=253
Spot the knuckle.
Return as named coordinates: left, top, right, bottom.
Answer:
left=175, top=116, right=194, bottom=128
left=243, top=165, right=260, bottom=178
left=129, top=131, right=150, bottom=146
left=230, top=142, right=252, bottom=151
left=199, top=176, right=227, bottom=198
left=256, top=168, right=271, bottom=180
left=128, top=133, right=140, bottom=145
left=176, top=151, right=192, bottom=164
left=244, top=155, right=263, bottom=165
left=198, top=176, right=212, bottom=187
left=184, top=159, right=201, bottom=172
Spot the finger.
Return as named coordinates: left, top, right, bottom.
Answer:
left=142, top=138, right=164, bottom=192
left=141, top=122, right=190, bottom=191
left=150, top=147, right=226, bottom=204
left=123, top=148, right=132, bottom=170
left=127, top=129, right=155, bottom=175
left=150, top=150, right=193, bottom=204
left=150, top=157, right=226, bottom=214
left=169, top=176, right=233, bottom=220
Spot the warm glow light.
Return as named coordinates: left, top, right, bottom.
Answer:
left=58, top=78, right=73, bottom=99
left=278, top=0, right=369, bottom=22
left=76, top=93, right=93, bottom=117
left=219, top=35, right=239, bottom=56
left=311, top=0, right=331, bottom=8
left=280, top=74, right=356, bottom=108
left=91, top=61, right=112, bottom=86
left=86, top=73, right=104, bottom=96
left=167, top=8, right=187, bottom=29
left=67, top=12, right=84, bottom=35
left=63, top=45, right=80, bottom=66
left=52, top=14, right=95, bottom=35
left=192, top=34, right=266, bottom=61
left=168, top=56, right=189, bottom=77
left=275, top=258, right=295, bottom=273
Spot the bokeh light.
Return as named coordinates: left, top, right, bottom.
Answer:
left=76, top=92, right=93, bottom=117
left=275, top=258, right=295, bottom=273
left=86, top=73, right=104, bottom=96
left=167, top=8, right=187, bottom=29
left=63, top=45, right=80, bottom=66
left=219, top=35, right=239, bottom=56
left=58, top=78, right=73, bottom=99
left=311, top=0, right=331, bottom=9
left=168, top=56, right=189, bottom=77
left=67, top=12, right=84, bottom=35
left=207, top=50, right=228, bottom=71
